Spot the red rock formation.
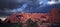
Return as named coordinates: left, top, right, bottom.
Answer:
left=49, top=8, right=60, bottom=24
left=4, top=8, right=60, bottom=24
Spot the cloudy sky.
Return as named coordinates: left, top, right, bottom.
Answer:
left=0, top=0, right=60, bottom=16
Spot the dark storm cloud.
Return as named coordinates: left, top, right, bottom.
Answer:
left=0, top=0, right=38, bottom=10
left=0, top=0, right=38, bottom=16
left=0, top=0, right=27, bottom=16
left=0, top=0, right=27, bottom=10
left=0, top=0, right=60, bottom=16
left=0, top=0, right=60, bottom=9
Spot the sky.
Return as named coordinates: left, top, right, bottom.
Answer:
left=0, top=0, right=60, bottom=16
